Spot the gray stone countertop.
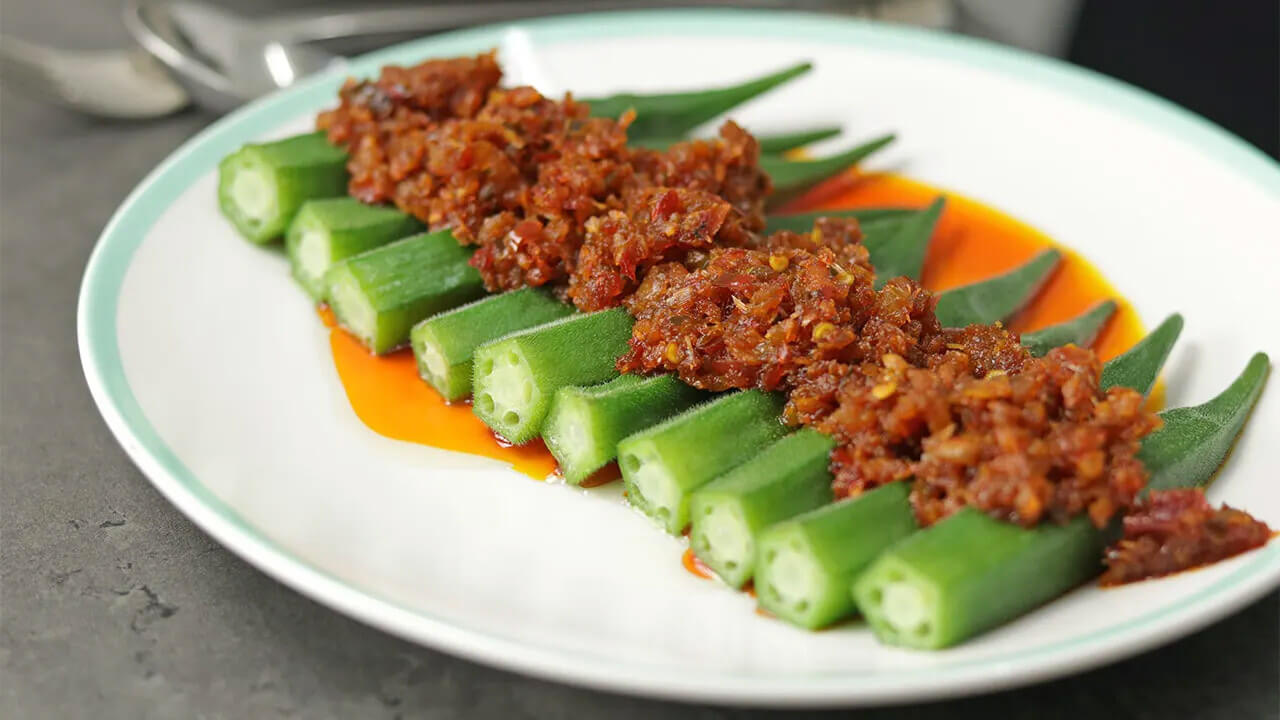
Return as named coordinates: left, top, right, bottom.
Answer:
left=2, top=1, right=1276, bottom=717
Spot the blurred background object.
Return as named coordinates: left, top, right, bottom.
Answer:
left=1, top=0, right=1274, bottom=156
left=1067, top=0, right=1278, bottom=159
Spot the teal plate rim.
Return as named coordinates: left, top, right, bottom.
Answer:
left=77, top=8, right=1280, bottom=707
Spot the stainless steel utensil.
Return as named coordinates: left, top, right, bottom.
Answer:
left=2, top=0, right=954, bottom=118
left=0, top=35, right=188, bottom=118
left=128, top=0, right=949, bottom=114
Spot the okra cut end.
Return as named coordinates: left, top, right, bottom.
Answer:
left=689, top=493, right=755, bottom=588
left=542, top=393, right=599, bottom=483
left=285, top=198, right=423, bottom=302
left=286, top=209, right=336, bottom=299
left=755, top=525, right=845, bottom=630
left=327, top=264, right=384, bottom=352
left=410, top=321, right=469, bottom=402
left=471, top=340, right=545, bottom=445
left=620, top=438, right=686, bottom=534
left=853, top=556, right=946, bottom=649
left=218, top=149, right=284, bottom=243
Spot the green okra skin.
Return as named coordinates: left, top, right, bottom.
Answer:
left=1100, top=313, right=1185, bottom=395
left=863, top=196, right=945, bottom=288
left=618, top=390, right=789, bottom=535
left=764, top=206, right=918, bottom=234
left=409, top=289, right=574, bottom=402
left=755, top=482, right=916, bottom=629
left=852, top=507, right=1106, bottom=649
left=586, top=61, right=812, bottom=139
left=1140, top=352, right=1270, bottom=493
left=762, top=133, right=896, bottom=198
left=544, top=374, right=709, bottom=485
left=217, top=131, right=349, bottom=243
left=689, top=428, right=836, bottom=588
left=756, top=126, right=844, bottom=154
left=632, top=126, right=842, bottom=153
left=285, top=198, right=423, bottom=301
left=325, top=230, right=485, bottom=354
left=853, top=352, right=1270, bottom=649
left=471, top=309, right=634, bottom=444
left=934, top=249, right=1061, bottom=328
left=1020, top=300, right=1118, bottom=357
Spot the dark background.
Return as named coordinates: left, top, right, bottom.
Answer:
left=1068, top=0, right=1278, bottom=158
left=2, top=1, right=1277, bottom=718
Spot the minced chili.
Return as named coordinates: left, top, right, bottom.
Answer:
left=317, top=53, right=1185, bottom=536
left=1100, top=488, right=1272, bottom=585
left=617, top=218, right=876, bottom=390
left=319, top=55, right=774, bottom=297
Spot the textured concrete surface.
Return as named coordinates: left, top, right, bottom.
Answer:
left=2, top=2, right=1277, bottom=718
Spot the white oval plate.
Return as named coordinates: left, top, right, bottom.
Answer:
left=79, top=10, right=1280, bottom=707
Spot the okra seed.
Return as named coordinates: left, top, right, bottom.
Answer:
left=768, top=584, right=781, bottom=601
left=506, top=351, right=520, bottom=366
left=869, top=587, right=883, bottom=605
left=915, top=623, right=931, bottom=637
left=620, top=454, right=640, bottom=474
left=765, top=550, right=777, bottom=563
left=478, top=359, right=493, bottom=376
left=476, top=394, right=494, bottom=414
left=795, top=600, right=809, bottom=612
left=502, top=411, right=520, bottom=426
left=725, top=561, right=738, bottom=571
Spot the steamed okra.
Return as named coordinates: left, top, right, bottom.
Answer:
left=618, top=390, right=788, bottom=535
left=218, top=131, right=348, bottom=243
left=410, top=289, right=574, bottom=401
left=689, top=428, right=835, bottom=588
left=471, top=308, right=634, bottom=444
left=544, top=374, right=707, bottom=485
left=325, top=230, right=484, bottom=354
left=286, top=197, right=422, bottom=300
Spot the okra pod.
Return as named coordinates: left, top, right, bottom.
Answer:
left=763, top=133, right=896, bottom=198
left=409, top=289, right=573, bottom=401
left=934, top=249, right=1060, bottom=327
left=756, top=126, right=843, bottom=154
left=689, top=428, right=836, bottom=588
left=1020, top=300, right=1118, bottom=357
left=853, top=351, right=1270, bottom=649
left=325, top=230, right=484, bottom=354
left=217, top=131, right=349, bottom=243
left=471, top=308, right=634, bottom=444
left=544, top=374, right=708, bottom=485
left=619, top=390, right=788, bottom=535
left=587, top=61, right=812, bottom=139
left=286, top=197, right=422, bottom=300
left=863, top=196, right=945, bottom=287
left=855, top=507, right=1106, bottom=649
left=1140, top=352, right=1270, bottom=493
left=755, top=482, right=916, bottom=629
left=1100, top=313, right=1184, bottom=395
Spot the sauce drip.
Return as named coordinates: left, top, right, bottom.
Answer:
left=325, top=173, right=1148, bottom=479
left=321, top=307, right=558, bottom=479
left=682, top=548, right=717, bottom=580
